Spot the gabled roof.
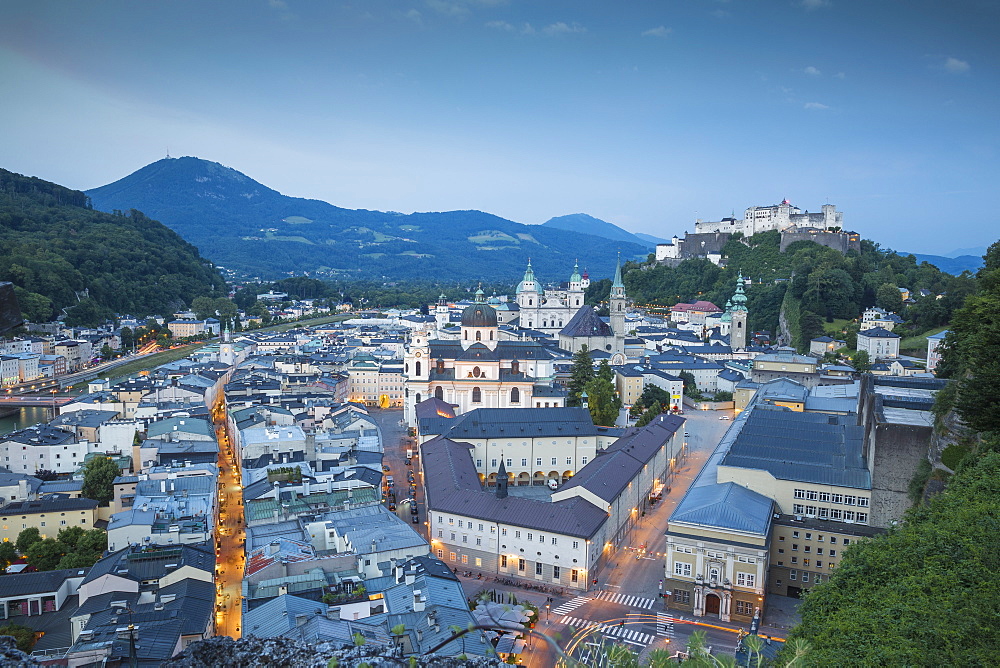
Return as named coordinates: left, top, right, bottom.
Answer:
left=859, top=326, right=901, bottom=339
left=671, top=482, right=774, bottom=535
left=559, top=306, right=613, bottom=338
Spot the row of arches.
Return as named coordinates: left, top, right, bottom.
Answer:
left=482, top=471, right=574, bottom=486
left=433, top=386, right=520, bottom=403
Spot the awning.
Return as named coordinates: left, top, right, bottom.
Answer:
left=495, top=635, right=527, bottom=655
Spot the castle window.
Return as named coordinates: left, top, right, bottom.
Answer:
left=472, top=387, right=482, bottom=403
left=510, top=387, right=520, bottom=403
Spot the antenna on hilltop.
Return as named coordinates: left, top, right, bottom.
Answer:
left=166, top=148, right=171, bottom=159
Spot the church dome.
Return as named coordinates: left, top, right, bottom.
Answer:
left=461, top=303, right=497, bottom=328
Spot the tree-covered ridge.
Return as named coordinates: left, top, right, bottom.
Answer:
left=85, top=157, right=649, bottom=282
left=611, top=230, right=976, bottom=344
left=0, top=167, right=226, bottom=325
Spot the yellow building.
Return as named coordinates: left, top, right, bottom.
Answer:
left=0, top=497, right=99, bottom=543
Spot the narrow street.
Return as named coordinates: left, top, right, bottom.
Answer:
left=212, top=399, right=246, bottom=639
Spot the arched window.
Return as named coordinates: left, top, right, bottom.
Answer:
left=510, top=387, right=520, bottom=403
left=618, top=304, right=622, bottom=311
left=415, top=361, right=421, bottom=377
left=529, top=299, right=533, bottom=306
left=415, top=393, right=421, bottom=404
left=476, top=331, right=482, bottom=342
left=490, top=331, right=494, bottom=340
left=472, top=387, right=482, bottom=403
left=436, top=359, right=444, bottom=373
left=464, top=331, right=468, bottom=340
left=435, top=386, right=443, bottom=400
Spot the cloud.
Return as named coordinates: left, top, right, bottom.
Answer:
left=543, top=21, right=586, bottom=35
left=267, top=0, right=287, bottom=8
left=485, top=20, right=513, bottom=31
left=799, top=0, right=831, bottom=8
left=834, top=71, right=846, bottom=79
left=641, top=25, right=672, bottom=38
left=712, top=9, right=732, bottom=18
left=943, top=57, right=970, bottom=74
left=803, top=66, right=821, bottom=76
left=403, top=8, right=422, bottom=24
left=804, top=102, right=830, bottom=110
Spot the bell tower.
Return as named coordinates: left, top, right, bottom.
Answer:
left=729, top=273, right=749, bottom=351
left=609, top=254, right=627, bottom=352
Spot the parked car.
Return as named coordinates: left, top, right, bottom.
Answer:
left=719, top=415, right=730, bottom=420
left=405, top=458, right=411, bottom=466
left=412, top=515, right=420, bottom=524
left=410, top=504, right=419, bottom=515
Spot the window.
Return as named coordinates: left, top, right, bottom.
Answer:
left=572, top=541, right=579, bottom=549
left=462, top=535, right=468, bottom=543
left=437, top=530, right=442, bottom=538
left=805, top=533, right=812, bottom=540
left=735, top=600, right=754, bottom=616
left=673, top=590, right=690, bottom=604
left=539, top=535, right=545, bottom=543
left=582, top=457, right=588, bottom=465
left=829, top=550, right=837, bottom=558
left=793, top=504, right=805, bottom=514
left=571, top=569, right=578, bottom=583
left=778, top=548, right=784, bottom=554
left=450, top=533, right=456, bottom=541
left=566, top=457, right=572, bottom=465
left=804, top=546, right=811, bottom=553
left=857, top=513, right=868, bottom=524
left=491, top=459, right=497, bottom=468
left=802, top=572, right=810, bottom=583
left=511, top=387, right=520, bottom=403
left=521, top=458, right=528, bottom=467
left=831, top=493, right=843, bottom=504
left=816, top=561, right=823, bottom=568
left=502, top=528, right=507, bottom=536
left=553, top=565, right=560, bottom=579
left=829, top=537, right=837, bottom=544
left=506, top=458, right=512, bottom=467
left=476, top=538, right=482, bottom=546
left=803, top=559, right=810, bottom=567
left=479, top=524, right=484, bottom=531
left=674, top=561, right=692, bottom=577
left=830, top=509, right=843, bottom=520
left=501, top=555, right=507, bottom=567
left=778, top=536, right=785, bottom=542
left=551, top=537, right=557, bottom=545
left=816, top=548, right=823, bottom=555
left=791, top=557, right=798, bottom=564
left=518, top=558, right=525, bottom=571
left=472, top=387, right=482, bottom=403
left=437, top=549, right=444, bottom=558
left=535, top=562, right=543, bottom=575
left=527, top=533, right=532, bottom=541
left=844, top=495, right=857, bottom=506
left=789, top=570, right=797, bottom=581
left=449, top=517, right=454, bottom=525
left=843, top=539, right=851, bottom=545
left=806, top=490, right=818, bottom=501
left=515, top=531, right=521, bottom=538
left=551, top=458, right=557, bottom=466
left=818, top=492, right=830, bottom=502
left=461, top=554, right=468, bottom=564
left=476, top=558, right=482, bottom=567
left=458, top=520, right=464, bottom=528
left=792, top=531, right=800, bottom=538
left=818, top=507, right=829, bottom=519
left=844, top=510, right=856, bottom=521
left=476, top=459, right=482, bottom=468
left=792, top=544, right=798, bottom=551
left=449, top=552, right=456, bottom=562
left=858, top=497, right=870, bottom=508
left=536, top=458, right=542, bottom=466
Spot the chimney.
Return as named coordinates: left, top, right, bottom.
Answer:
left=295, top=614, right=309, bottom=627
left=413, top=590, right=426, bottom=612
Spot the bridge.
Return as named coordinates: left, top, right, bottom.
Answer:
left=0, top=395, right=75, bottom=408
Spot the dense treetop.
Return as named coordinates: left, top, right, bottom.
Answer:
left=0, top=168, right=226, bottom=325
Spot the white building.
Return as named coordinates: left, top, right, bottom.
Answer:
left=856, top=327, right=901, bottom=359
left=694, top=201, right=843, bottom=236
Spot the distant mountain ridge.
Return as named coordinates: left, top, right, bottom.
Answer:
left=542, top=213, right=658, bottom=250
left=901, top=253, right=983, bottom=275
left=86, top=157, right=649, bottom=282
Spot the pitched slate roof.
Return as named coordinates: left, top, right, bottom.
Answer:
left=671, top=482, right=774, bottom=535
left=858, top=326, right=901, bottom=339
left=559, top=306, right=613, bottom=337
left=0, top=567, right=88, bottom=597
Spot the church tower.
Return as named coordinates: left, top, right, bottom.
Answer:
left=496, top=458, right=509, bottom=499
left=220, top=325, right=235, bottom=366
left=729, top=273, right=749, bottom=351
left=609, top=255, right=627, bottom=353
left=568, top=261, right=584, bottom=309
left=435, top=294, right=449, bottom=332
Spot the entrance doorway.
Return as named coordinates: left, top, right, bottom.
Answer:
left=787, top=586, right=803, bottom=599
left=705, top=593, right=721, bottom=615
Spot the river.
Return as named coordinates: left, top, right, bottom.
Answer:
left=0, top=406, right=56, bottom=435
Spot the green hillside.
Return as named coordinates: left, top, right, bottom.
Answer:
left=86, top=157, right=649, bottom=282
left=616, top=230, right=977, bottom=348
left=0, top=168, right=226, bottom=326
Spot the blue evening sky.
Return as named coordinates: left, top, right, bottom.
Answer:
left=1, top=0, right=997, bottom=255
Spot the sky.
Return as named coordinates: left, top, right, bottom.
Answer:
left=1, top=0, right=997, bottom=256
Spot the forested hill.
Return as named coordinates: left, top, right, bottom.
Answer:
left=596, top=230, right=978, bottom=349
left=0, top=168, right=227, bottom=326
left=86, top=157, right=649, bottom=282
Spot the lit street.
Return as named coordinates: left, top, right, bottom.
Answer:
left=212, top=399, right=246, bottom=639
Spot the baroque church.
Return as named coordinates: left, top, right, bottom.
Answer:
left=403, top=259, right=633, bottom=424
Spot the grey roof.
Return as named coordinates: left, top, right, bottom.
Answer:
left=556, top=414, right=684, bottom=503
left=0, top=497, right=98, bottom=515
left=670, top=482, right=774, bottom=535
left=559, top=305, right=613, bottom=337
left=146, top=417, right=214, bottom=440
left=0, top=568, right=88, bottom=597
left=421, top=437, right=608, bottom=538
left=50, top=409, right=122, bottom=429
left=244, top=593, right=328, bottom=639
left=437, top=407, right=599, bottom=440
left=858, top=326, right=901, bottom=339
left=721, top=404, right=870, bottom=489
left=82, top=543, right=215, bottom=587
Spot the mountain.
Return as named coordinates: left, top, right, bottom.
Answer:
left=541, top=213, right=655, bottom=250
left=86, top=158, right=649, bottom=283
left=902, top=253, right=983, bottom=275
left=945, top=245, right=987, bottom=258
left=634, top=232, right=670, bottom=246
left=0, top=168, right=226, bottom=326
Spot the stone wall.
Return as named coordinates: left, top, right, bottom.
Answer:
left=779, top=230, right=861, bottom=254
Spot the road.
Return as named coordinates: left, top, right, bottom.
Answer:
left=368, top=408, right=425, bottom=537
left=212, top=398, right=246, bottom=639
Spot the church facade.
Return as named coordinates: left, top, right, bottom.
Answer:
left=514, top=261, right=589, bottom=336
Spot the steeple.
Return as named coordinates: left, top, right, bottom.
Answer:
left=612, top=254, right=624, bottom=289
left=729, top=272, right=749, bottom=351
left=730, top=273, right=748, bottom=312
left=496, top=458, right=508, bottom=499
left=610, top=253, right=627, bottom=350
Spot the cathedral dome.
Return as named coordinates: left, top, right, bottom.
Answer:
left=461, top=303, right=498, bottom=328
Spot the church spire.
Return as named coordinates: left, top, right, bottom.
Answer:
left=496, top=458, right=508, bottom=499
left=612, top=253, right=624, bottom=289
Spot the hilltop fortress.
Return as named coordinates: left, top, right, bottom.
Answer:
left=657, top=200, right=860, bottom=265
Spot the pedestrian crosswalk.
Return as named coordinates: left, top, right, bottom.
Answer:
left=592, top=591, right=656, bottom=609
left=550, top=596, right=589, bottom=616
left=559, top=616, right=656, bottom=646
left=656, top=612, right=674, bottom=638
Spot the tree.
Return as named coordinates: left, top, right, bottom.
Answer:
left=785, top=450, right=1000, bottom=667
left=850, top=349, right=871, bottom=374
left=566, top=346, right=594, bottom=407
left=635, top=401, right=662, bottom=428
left=120, top=326, right=134, bottom=350
left=15, top=527, right=41, bottom=554
left=0, top=542, right=17, bottom=573
left=25, top=538, right=68, bottom=572
left=585, top=371, right=621, bottom=427
left=0, top=623, right=38, bottom=653
left=679, top=371, right=701, bottom=399
left=876, top=282, right=903, bottom=312
left=638, top=384, right=671, bottom=410
left=81, top=456, right=119, bottom=505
